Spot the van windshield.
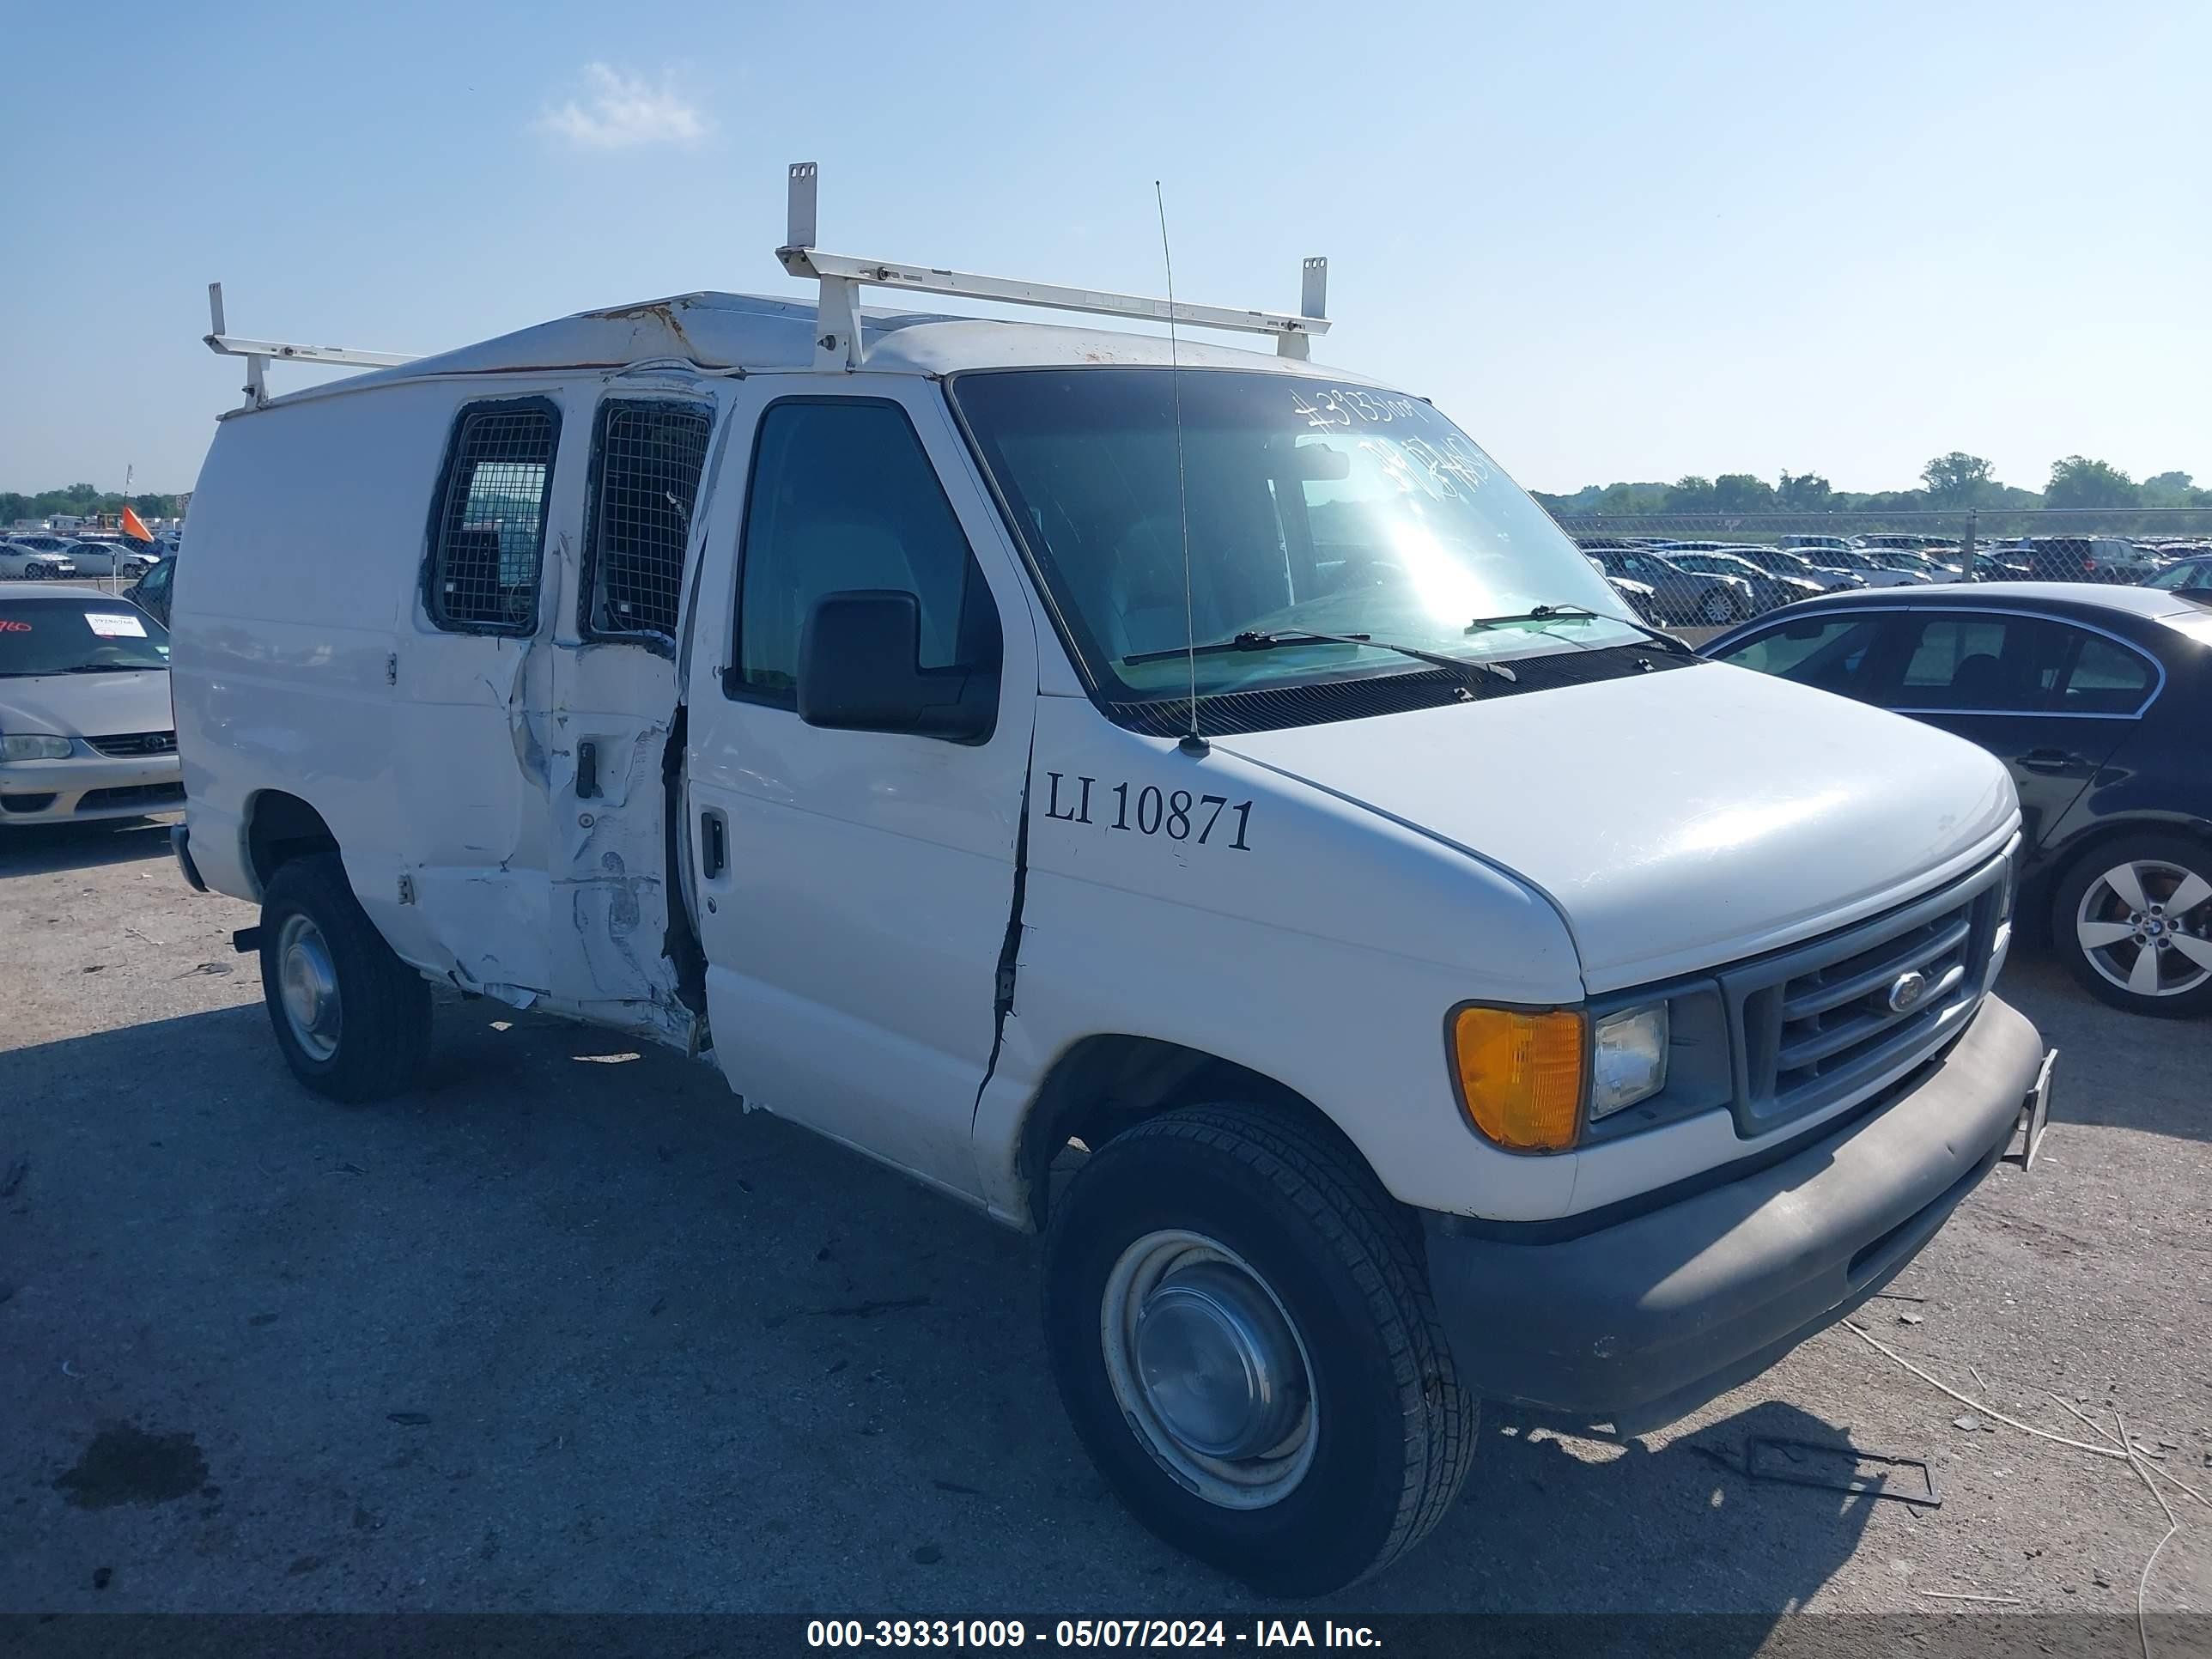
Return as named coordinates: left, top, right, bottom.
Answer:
left=950, top=368, right=1640, bottom=702
left=0, top=598, right=172, bottom=676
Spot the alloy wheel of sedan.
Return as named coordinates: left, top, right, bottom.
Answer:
left=2074, top=859, right=2212, bottom=1000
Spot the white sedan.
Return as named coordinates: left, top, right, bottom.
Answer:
left=0, top=583, right=183, bottom=824
left=60, top=541, right=161, bottom=579
left=0, top=543, right=80, bottom=580
left=1820, top=547, right=1930, bottom=587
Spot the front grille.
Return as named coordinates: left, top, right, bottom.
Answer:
left=1722, top=853, right=2009, bottom=1135
left=77, top=782, right=185, bottom=811
left=87, top=730, right=177, bottom=757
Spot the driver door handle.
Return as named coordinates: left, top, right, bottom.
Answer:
left=700, top=810, right=727, bottom=878
left=2020, top=748, right=2081, bottom=774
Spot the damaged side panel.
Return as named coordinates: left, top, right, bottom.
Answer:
left=393, top=387, right=705, bottom=1050
left=544, top=691, right=695, bottom=1046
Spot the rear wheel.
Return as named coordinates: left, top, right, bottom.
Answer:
left=1698, top=586, right=1735, bottom=624
left=1042, top=1105, right=1476, bottom=1594
left=2053, top=832, right=2212, bottom=1017
left=258, top=852, right=432, bottom=1098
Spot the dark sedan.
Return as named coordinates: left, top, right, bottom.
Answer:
left=125, top=555, right=176, bottom=627
left=1703, top=584, right=2212, bottom=1017
left=2146, top=555, right=2212, bottom=597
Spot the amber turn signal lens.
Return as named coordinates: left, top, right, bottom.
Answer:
left=1452, top=1007, right=1586, bottom=1152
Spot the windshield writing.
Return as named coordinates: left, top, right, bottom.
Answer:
left=951, top=368, right=1638, bottom=702
left=0, top=601, right=171, bottom=676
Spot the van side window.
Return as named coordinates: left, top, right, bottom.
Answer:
left=425, top=399, right=560, bottom=635
left=582, top=399, right=713, bottom=648
left=729, top=400, right=1000, bottom=708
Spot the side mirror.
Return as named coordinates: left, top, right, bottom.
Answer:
left=797, top=590, right=996, bottom=744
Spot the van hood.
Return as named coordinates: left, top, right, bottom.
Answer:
left=0, top=670, right=174, bottom=739
left=1217, top=659, right=2018, bottom=991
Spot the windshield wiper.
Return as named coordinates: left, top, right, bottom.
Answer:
left=1125, top=629, right=1516, bottom=684
left=1467, top=604, right=1692, bottom=655
left=60, top=662, right=160, bottom=674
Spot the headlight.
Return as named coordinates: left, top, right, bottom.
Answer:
left=1450, top=1006, right=1583, bottom=1152
left=1590, top=1005, right=1669, bottom=1119
left=0, top=733, right=73, bottom=761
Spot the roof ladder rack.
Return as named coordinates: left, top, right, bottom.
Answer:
left=775, top=161, right=1329, bottom=373
left=204, top=283, right=419, bottom=409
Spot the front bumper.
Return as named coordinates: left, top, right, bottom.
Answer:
left=0, top=751, right=185, bottom=824
left=1424, top=994, right=2045, bottom=1433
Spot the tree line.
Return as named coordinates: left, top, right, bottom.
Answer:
left=2, top=483, right=189, bottom=525
left=9, top=453, right=2205, bottom=531
left=1532, top=454, right=2208, bottom=519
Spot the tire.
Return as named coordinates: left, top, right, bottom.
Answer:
left=1042, top=1105, right=1476, bottom=1594
left=2051, top=830, right=2212, bottom=1018
left=1698, top=587, right=1734, bottom=624
left=258, top=851, right=433, bottom=1099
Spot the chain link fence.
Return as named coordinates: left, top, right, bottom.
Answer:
left=1548, top=507, right=2212, bottom=640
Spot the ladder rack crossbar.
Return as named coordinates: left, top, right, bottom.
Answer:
left=778, top=248, right=1329, bottom=343
left=203, top=283, right=417, bottom=409
left=780, top=162, right=1328, bottom=369
left=203, top=334, right=419, bottom=369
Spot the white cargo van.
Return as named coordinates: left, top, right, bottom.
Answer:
left=172, top=167, right=2053, bottom=1592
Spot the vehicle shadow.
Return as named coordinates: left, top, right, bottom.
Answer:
left=0, top=815, right=179, bottom=877
left=1355, top=1401, right=1881, bottom=1622
left=1992, top=948, right=2207, bottom=1145
left=1, top=1000, right=1892, bottom=1618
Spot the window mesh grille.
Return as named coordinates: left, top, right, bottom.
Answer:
left=587, top=402, right=712, bottom=644
left=428, top=404, right=556, bottom=633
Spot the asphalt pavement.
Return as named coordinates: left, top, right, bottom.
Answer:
left=2, top=815, right=2206, bottom=1621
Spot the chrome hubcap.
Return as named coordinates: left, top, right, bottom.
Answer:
left=276, top=914, right=343, bottom=1060
left=2075, top=860, right=2212, bottom=999
left=1101, top=1231, right=1316, bottom=1510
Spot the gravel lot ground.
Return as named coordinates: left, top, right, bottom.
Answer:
left=2, top=815, right=2206, bottom=1622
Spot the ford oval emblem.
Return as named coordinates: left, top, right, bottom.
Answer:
left=1886, top=971, right=1929, bottom=1014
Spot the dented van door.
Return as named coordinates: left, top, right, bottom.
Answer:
left=392, top=390, right=575, bottom=1000
left=680, top=380, right=1039, bottom=1202
left=537, top=379, right=722, bottom=1043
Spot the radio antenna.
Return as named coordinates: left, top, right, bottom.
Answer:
left=1156, top=182, right=1207, bottom=758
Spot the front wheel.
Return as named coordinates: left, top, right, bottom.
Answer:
left=258, top=852, right=433, bottom=1099
left=2053, top=832, right=2212, bottom=1017
left=1042, top=1106, right=1476, bottom=1594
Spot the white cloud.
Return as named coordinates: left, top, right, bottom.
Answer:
left=538, top=64, right=709, bottom=150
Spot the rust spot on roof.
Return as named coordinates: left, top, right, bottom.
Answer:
left=583, top=300, right=694, bottom=351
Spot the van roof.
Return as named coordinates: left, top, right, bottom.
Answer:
left=234, top=289, right=1376, bottom=416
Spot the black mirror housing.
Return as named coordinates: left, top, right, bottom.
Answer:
left=797, top=590, right=996, bottom=744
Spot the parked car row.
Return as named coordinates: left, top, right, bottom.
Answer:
left=1579, top=532, right=2210, bottom=627
left=1579, top=537, right=1967, bottom=624
left=0, top=532, right=163, bottom=580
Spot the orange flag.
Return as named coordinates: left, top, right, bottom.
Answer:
left=121, top=505, right=155, bottom=543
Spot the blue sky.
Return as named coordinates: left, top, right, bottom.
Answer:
left=3, top=0, right=2207, bottom=497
